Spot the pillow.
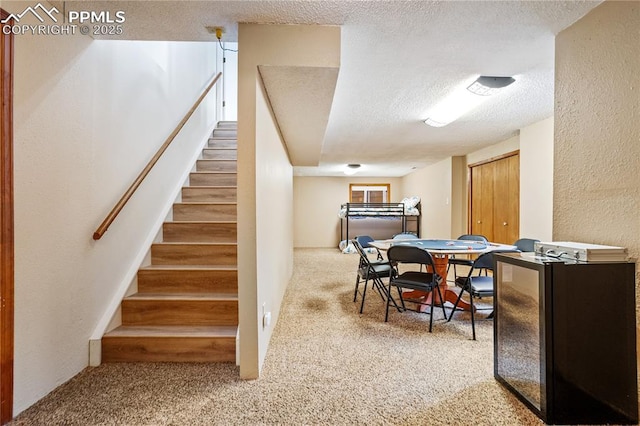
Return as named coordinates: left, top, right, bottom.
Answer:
left=401, top=196, right=420, bottom=209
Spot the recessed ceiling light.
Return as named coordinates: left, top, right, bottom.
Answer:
left=344, top=164, right=361, bottom=175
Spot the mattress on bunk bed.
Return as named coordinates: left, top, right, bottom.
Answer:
left=344, top=215, right=404, bottom=240
left=338, top=197, right=421, bottom=218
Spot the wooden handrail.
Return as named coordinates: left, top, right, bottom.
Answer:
left=93, top=72, right=222, bottom=240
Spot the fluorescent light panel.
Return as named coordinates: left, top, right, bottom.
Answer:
left=424, top=76, right=515, bottom=127
left=467, top=76, right=515, bottom=96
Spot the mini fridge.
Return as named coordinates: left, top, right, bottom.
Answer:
left=493, top=251, right=638, bottom=425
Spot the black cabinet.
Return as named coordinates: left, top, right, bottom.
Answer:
left=494, top=253, right=638, bottom=425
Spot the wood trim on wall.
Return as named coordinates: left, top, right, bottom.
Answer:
left=348, top=183, right=391, bottom=203
left=467, top=149, right=519, bottom=168
left=0, top=8, right=14, bottom=424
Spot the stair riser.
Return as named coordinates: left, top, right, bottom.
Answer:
left=163, top=223, right=237, bottom=243
left=151, top=244, right=237, bottom=265
left=203, top=148, right=237, bottom=159
left=196, top=160, right=236, bottom=172
left=206, top=140, right=237, bottom=149
left=212, top=129, right=237, bottom=138
left=173, top=204, right=236, bottom=221
left=190, top=173, right=236, bottom=186
left=138, top=269, right=238, bottom=293
left=101, top=336, right=235, bottom=363
left=181, top=188, right=237, bottom=202
left=122, top=300, right=238, bottom=326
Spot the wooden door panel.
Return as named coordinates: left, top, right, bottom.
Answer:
left=506, top=155, right=520, bottom=244
left=493, top=159, right=509, bottom=243
left=479, top=162, right=495, bottom=240
left=471, top=162, right=494, bottom=240
left=0, top=8, right=13, bottom=423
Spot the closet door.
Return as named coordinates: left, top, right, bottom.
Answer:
left=470, top=162, right=494, bottom=239
left=469, top=152, right=519, bottom=244
left=492, top=155, right=519, bottom=244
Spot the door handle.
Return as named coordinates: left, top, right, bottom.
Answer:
left=503, top=222, right=508, bottom=226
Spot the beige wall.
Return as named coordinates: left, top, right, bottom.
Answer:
left=293, top=176, right=403, bottom=247
left=520, top=117, right=554, bottom=241
left=255, top=79, right=293, bottom=367
left=12, top=28, right=217, bottom=415
left=554, top=2, right=640, bottom=299
left=466, top=134, right=520, bottom=166
left=237, top=23, right=340, bottom=377
left=451, top=156, right=468, bottom=238
left=402, top=158, right=454, bottom=239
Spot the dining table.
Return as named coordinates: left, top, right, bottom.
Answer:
left=369, top=238, right=517, bottom=311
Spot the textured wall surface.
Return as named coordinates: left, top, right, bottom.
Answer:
left=554, top=2, right=640, bottom=301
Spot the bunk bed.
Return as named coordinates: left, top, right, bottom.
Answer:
left=338, top=198, right=421, bottom=251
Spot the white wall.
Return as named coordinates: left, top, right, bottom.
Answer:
left=293, top=176, right=403, bottom=247
left=255, top=78, right=293, bottom=366
left=221, top=42, right=238, bottom=121
left=237, top=23, right=340, bottom=378
left=554, top=2, right=640, bottom=303
left=520, top=117, right=554, bottom=241
left=12, top=26, right=218, bottom=414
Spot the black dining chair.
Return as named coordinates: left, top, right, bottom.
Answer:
left=447, top=249, right=518, bottom=340
left=352, top=238, right=395, bottom=314
left=447, top=234, right=489, bottom=282
left=514, top=238, right=540, bottom=252
left=355, top=235, right=384, bottom=261
left=385, top=245, right=447, bottom=332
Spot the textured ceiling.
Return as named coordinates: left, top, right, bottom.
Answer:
left=67, top=0, right=602, bottom=176
left=259, top=65, right=339, bottom=167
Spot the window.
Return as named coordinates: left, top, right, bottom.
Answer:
left=349, top=184, right=390, bottom=203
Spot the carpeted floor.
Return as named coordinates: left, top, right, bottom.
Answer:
left=10, top=248, right=543, bottom=426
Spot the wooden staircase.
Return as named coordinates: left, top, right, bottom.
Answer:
left=102, top=121, right=239, bottom=362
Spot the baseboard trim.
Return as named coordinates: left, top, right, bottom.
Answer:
left=89, top=339, right=102, bottom=367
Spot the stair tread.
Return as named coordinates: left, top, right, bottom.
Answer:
left=126, top=292, right=238, bottom=300
left=190, top=171, right=236, bottom=175
left=175, top=201, right=237, bottom=205
left=153, top=242, right=237, bottom=246
left=182, top=186, right=237, bottom=189
left=139, top=264, right=237, bottom=271
left=165, top=220, right=237, bottom=224
left=105, top=325, right=237, bottom=338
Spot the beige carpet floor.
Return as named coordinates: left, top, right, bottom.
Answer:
left=10, top=248, right=543, bottom=426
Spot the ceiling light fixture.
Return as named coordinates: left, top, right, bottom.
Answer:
left=344, top=164, right=361, bottom=175
left=467, top=76, right=516, bottom=96
left=424, top=75, right=515, bottom=127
